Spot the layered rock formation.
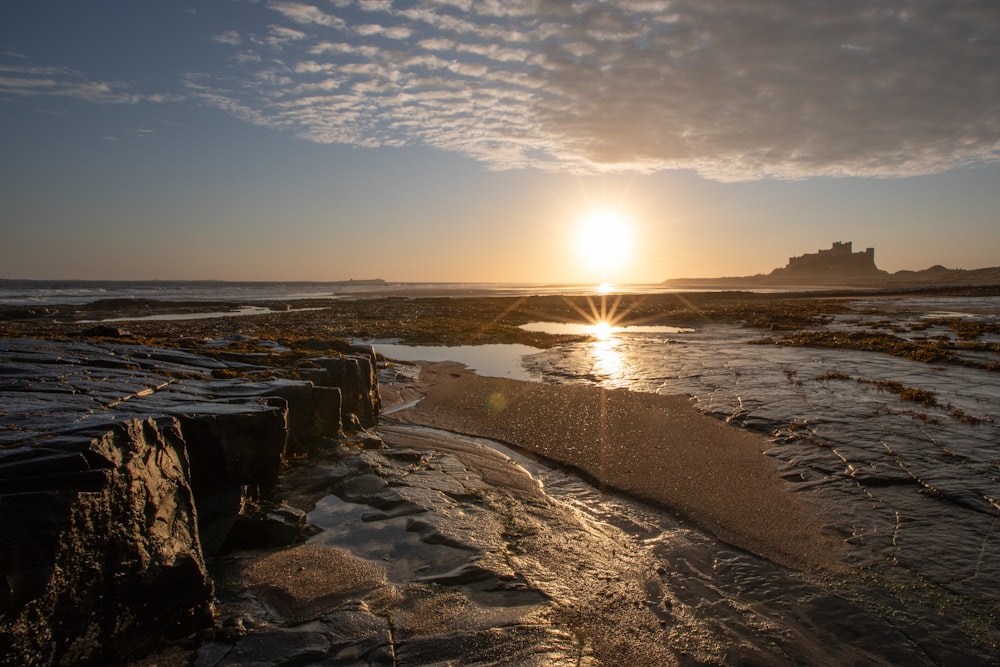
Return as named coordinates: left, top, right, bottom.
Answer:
left=0, top=338, right=380, bottom=666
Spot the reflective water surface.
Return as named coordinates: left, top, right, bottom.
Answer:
left=526, top=300, right=1000, bottom=594
left=373, top=342, right=540, bottom=381
left=369, top=295, right=1000, bottom=660
left=520, top=321, right=695, bottom=336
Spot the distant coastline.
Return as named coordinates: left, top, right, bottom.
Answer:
left=665, top=241, right=1000, bottom=289
left=0, top=280, right=673, bottom=308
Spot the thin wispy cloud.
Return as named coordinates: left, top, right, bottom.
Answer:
left=212, top=31, right=243, bottom=46
left=0, top=63, right=180, bottom=105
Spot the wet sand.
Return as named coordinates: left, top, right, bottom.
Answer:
left=392, top=362, right=845, bottom=572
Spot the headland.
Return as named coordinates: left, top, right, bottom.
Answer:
left=666, top=241, right=1000, bottom=288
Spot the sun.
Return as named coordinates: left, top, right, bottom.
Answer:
left=575, top=209, right=632, bottom=272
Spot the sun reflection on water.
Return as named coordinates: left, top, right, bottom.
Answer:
left=563, top=291, right=629, bottom=340
left=568, top=292, right=629, bottom=380
left=589, top=335, right=624, bottom=379
left=523, top=290, right=681, bottom=383
left=592, top=320, right=613, bottom=339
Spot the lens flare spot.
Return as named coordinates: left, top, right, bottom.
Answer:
left=486, top=391, right=508, bottom=413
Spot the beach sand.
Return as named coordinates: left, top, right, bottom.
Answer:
left=391, top=362, right=845, bottom=573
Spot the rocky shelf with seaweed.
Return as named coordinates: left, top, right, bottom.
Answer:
left=3, top=284, right=1000, bottom=666
left=8, top=285, right=998, bottom=351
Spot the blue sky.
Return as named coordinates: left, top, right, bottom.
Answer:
left=1, top=0, right=998, bottom=283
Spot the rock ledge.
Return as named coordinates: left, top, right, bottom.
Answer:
left=0, top=338, right=379, bottom=665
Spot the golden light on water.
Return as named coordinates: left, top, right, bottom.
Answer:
left=562, top=292, right=628, bottom=342
left=590, top=336, right=624, bottom=378
left=592, top=320, right=613, bottom=339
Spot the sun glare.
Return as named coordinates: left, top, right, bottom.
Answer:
left=560, top=291, right=630, bottom=342
left=592, top=320, right=613, bottom=339
left=575, top=209, right=632, bottom=271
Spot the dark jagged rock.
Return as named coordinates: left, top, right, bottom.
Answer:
left=0, top=338, right=381, bottom=666
left=1, top=418, right=213, bottom=665
left=194, top=379, right=344, bottom=452
left=177, top=407, right=289, bottom=556
left=221, top=502, right=310, bottom=551
left=74, top=324, right=132, bottom=338
left=299, top=344, right=381, bottom=429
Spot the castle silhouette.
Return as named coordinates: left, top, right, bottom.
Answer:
left=772, top=241, right=883, bottom=279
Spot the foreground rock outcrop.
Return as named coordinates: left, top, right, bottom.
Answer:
left=1, top=417, right=213, bottom=665
left=0, top=338, right=380, bottom=665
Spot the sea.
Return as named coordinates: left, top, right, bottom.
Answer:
left=4, top=280, right=999, bottom=663
left=0, top=278, right=687, bottom=306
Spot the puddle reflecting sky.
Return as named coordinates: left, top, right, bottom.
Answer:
left=371, top=342, right=541, bottom=381
left=520, top=321, right=695, bottom=336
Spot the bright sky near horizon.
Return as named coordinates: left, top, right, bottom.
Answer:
left=1, top=1, right=998, bottom=284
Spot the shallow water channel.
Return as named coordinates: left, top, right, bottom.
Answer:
left=352, top=296, right=1000, bottom=662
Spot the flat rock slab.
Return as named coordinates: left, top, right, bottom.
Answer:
left=1, top=338, right=278, bottom=445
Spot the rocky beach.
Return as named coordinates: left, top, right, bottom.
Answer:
left=2, top=285, right=999, bottom=665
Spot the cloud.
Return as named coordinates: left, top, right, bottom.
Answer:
left=268, top=1, right=347, bottom=30
left=266, top=24, right=309, bottom=47
left=353, top=23, right=413, bottom=39
left=24, top=0, right=1000, bottom=181
left=0, top=63, right=181, bottom=105
left=358, top=0, right=393, bottom=12
left=212, top=31, right=243, bottom=46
